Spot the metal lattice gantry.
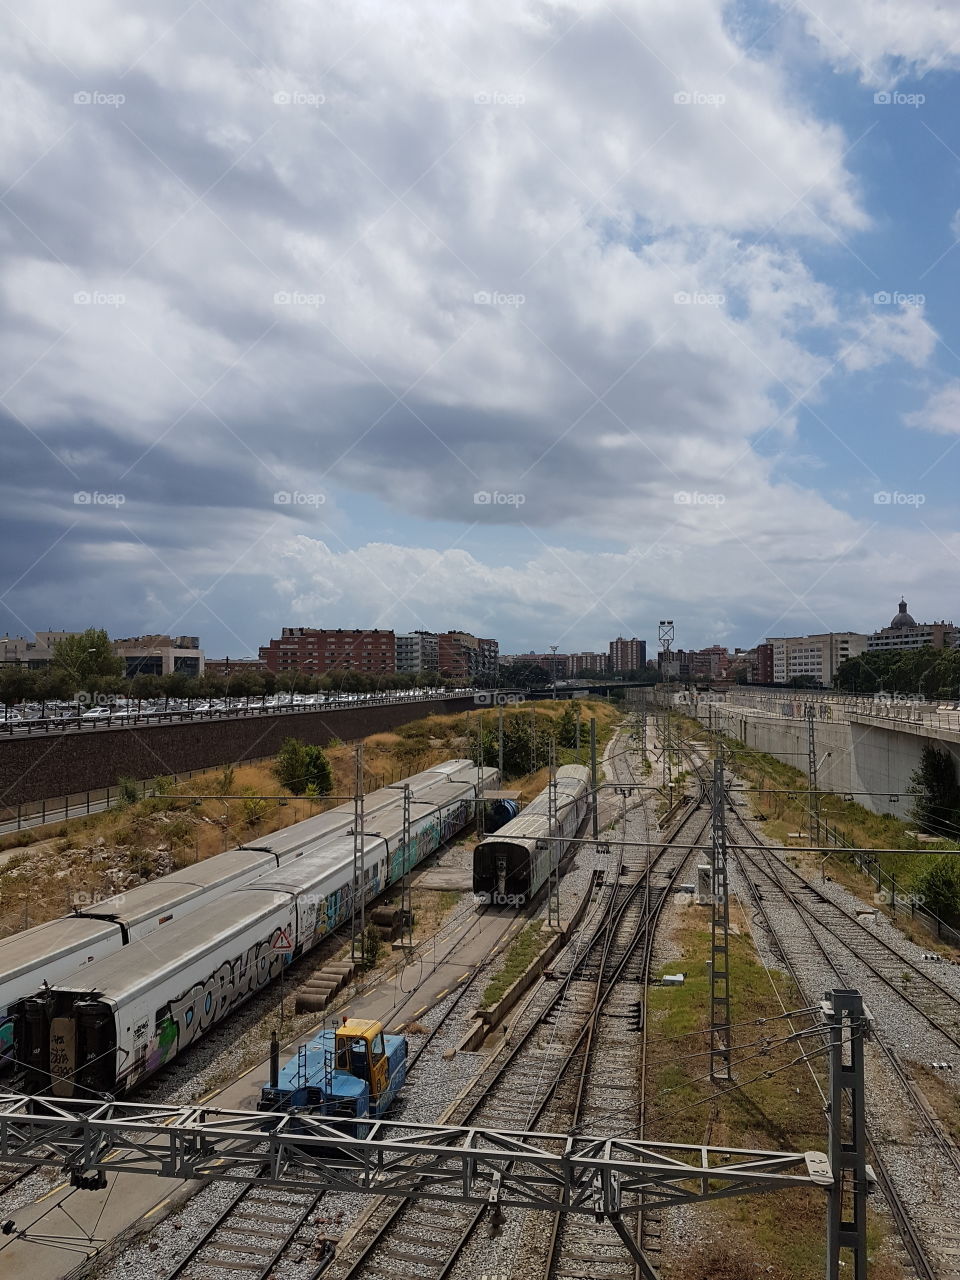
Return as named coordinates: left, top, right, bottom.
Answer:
left=0, top=1095, right=831, bottom=1265
left=0, top=994, right=870, bottom=1276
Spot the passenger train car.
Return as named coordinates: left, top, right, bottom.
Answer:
left=0, top=760, right=479, bottom=1061
left=14, top=765, right=498, bottom=1098
left=472, top=764, right=590, bottom=907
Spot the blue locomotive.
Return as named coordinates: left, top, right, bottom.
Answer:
left=260, top=1018, right=407, bottom=1132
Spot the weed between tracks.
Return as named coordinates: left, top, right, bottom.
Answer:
left=648, top=916, right=902, bottom=1280
left=479, top=921, right=545, bottom=1009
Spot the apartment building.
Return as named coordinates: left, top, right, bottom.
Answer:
left=766, top=632, right=867, bottom=686
left=437, top=631, right=499, bottom=681
left=568, top=651, right=608, bottom=674
left=260, top=628, right=396, bottom=675
left=608, top=637, right=646, bottom=673
left=395, top=631, right=440, bottom=674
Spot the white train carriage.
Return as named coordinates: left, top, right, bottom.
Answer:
left=0, top=917, right=123, bottom=1061
left=16, top=891, right=296, bottom=1097
left=15, top=767, right=498, bottom=1097
left=0, top=760, right=478, bottom=1064
left=472, top=765, right=591, bottom=906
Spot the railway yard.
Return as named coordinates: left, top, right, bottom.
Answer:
left=0, top=706, right=957, bottom=1280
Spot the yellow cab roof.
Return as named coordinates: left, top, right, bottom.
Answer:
left=337, top=1018, right=383, bottom=1039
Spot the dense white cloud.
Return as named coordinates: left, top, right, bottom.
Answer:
left=776, top=0, right=960, bottom=84
left=0, top=0, right=952, bottom=650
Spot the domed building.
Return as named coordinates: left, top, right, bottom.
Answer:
left=889, top=599, right=917, bottom=629
left=866, top=599, right=958, bottom=652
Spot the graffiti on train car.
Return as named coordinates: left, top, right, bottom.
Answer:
left=150, top=932, right=288, bottom=1069
left=389, top=799, right=471, bottom=882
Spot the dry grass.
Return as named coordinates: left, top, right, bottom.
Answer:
left=650, top=916, right=904, bottom=1280
left=0, top=699, right=616, bottom=939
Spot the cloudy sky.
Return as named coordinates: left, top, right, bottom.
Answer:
left=2, top=0, right=960, bottom=660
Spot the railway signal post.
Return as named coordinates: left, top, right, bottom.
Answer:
left=401, top=783, right=413, bottom=948
left=824, top=989, right=870, bottom=1280
left=709, top=747, right=733, bottom=1082
left=546, top=741, right=561, bottom=928
left=351, top=743, right=366, bottom=965
left=806, top=703, right=820, bottom=848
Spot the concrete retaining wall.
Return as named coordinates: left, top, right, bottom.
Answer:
left=0, top=697, right=477, bottom=808
left=685, top=697, right=960, bottom=817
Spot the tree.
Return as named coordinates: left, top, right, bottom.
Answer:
left=34, top=667, right=74, bottom=705
left=274, top=737, right=334, bottom=795
left=129, top=673, right=163, bottom=703
left=911, top=855, right=960, bottom=925
left=0, top=666, right=38, bottom=711
left=468, top=725, right=498, bottom=768
left=160, top=672, right=190, bottom=702
left=197, top=673, right=226, bottom=698
left=908, top=744, right=960, bottom=838
left=499, top=660, right=550, bottom=689
left=52, top=628, right=122, bottom=686
left=556, top=701, right=582, bottom=748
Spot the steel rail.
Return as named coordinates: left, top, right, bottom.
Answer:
left=728, top=818, right=946, bottom=1280
left=333, top=732, right=702, bottom=1280
left=543, top=735, right=697, bottom=1280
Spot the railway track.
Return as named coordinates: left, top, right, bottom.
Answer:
left=728, top=814, right=960, bottom=1280
left=162, top=1175, right=330, bottom=1280
left=668, top=715, right=960, bottom=1278
left=331, top=731, right=706, bottom=1280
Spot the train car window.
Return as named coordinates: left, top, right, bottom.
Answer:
left=371, top=1032, right=385, bottom=1057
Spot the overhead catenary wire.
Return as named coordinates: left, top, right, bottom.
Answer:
left=653, top=1039, right=842, bottom=1122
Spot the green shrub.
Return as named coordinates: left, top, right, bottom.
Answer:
left=116, top=776, right=141, bottom=806
left=274, top=738, right=333, bottom=796
left=242, top=795, right=267, bottom=825
left=215, top=765, right=236, bottom=796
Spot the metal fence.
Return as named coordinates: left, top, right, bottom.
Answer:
left=825, top=820, right=960, bottom=946
left=0, top=763, right=265, bottom=836
left=0, top=750, right=463, bottom=838
left=0, top=689, right=476, bottom=738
